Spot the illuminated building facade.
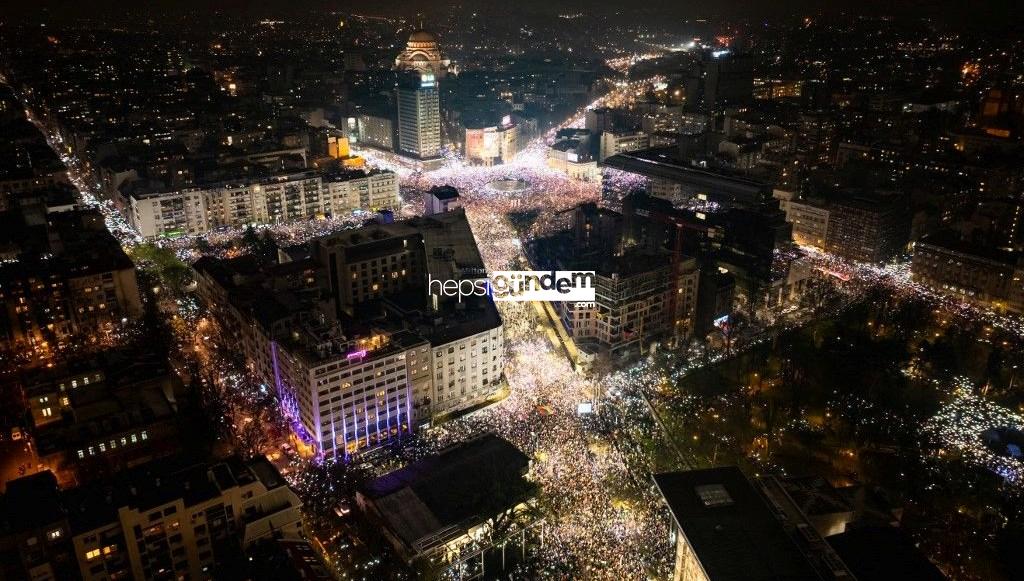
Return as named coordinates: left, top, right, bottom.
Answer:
left=0, top=208, right=143, bottom=354
left=126, top=169, right=399, bottom=239
left=394, top=30, right=451, bottom=79
left=599, top=131, right=650, bottom=162
left=912, top=232, right=1024, bottom=315
left=193, top=210, right=504, bottom=455
left=464, top=118, right=518, bottom=166
left=773, top=190, right=831, bottom=249
left=825, top=193, right=909, bottom=263
left=396, top=73, right=442, bottom=161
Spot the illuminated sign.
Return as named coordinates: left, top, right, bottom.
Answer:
left=346, top=349, right=367, bottom=361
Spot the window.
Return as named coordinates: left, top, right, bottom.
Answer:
left=85, top=548, right=101, bottom=560
left=48, top=529, right=62, bottom=540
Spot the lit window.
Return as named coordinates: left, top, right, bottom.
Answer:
left=47, top=529, right=62, bottom=540
left=85, top=549, right=101, bottom=560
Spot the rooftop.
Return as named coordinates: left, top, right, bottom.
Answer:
left=362, top=434, right=532, bottom=555
left=654, top=467, right=824, bottom=581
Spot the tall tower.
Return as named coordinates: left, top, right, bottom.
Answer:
left=396, top=72, right=442, bottom=160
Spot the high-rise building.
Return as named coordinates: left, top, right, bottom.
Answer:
left=683, top=50, right=754, bottom=115
left=825, top=192, right=909, bottom=263
left=396, top=73, right=442, bottom=162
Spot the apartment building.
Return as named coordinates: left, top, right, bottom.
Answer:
left=126, top=170, right=400, bottom=239
left=0, top=456, right=302, bottom=581
left=193, top=210, right=505, bottom=456
left=0, top=207, right=143, bottom=353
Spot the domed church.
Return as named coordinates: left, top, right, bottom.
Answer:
left=395, top=29, right=451, bottom=78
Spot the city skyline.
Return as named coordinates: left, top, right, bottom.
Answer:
left=0, top=3, right=1023, bottom=581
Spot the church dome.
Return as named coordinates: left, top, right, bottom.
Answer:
left=408, top=30, right=438, bottom=43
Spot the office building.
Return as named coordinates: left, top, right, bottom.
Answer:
left=463, top=117, right=518, bottom=166
left=548, top=134, right=599, bottom=181
left=773, top=190, right=831, bottom=249
left=912, top=231, right=1024, bottom=315
left=599, top=131, right=650, bottom=162
left=357, top=112, right=395, bottom=151
left=683, top=51, right=754, bottom=115
left=193, top=210, right=504, bottom=456
left=825, top=192, right=909, bottom=263
left=396, top=73, right=442, bottom=162
left=0, top=455, right=302, bottom=581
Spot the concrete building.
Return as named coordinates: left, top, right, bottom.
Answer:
left=21, top=349, right=183, bottom=487
left=0, top=207, right=142, bottom=354
left=825, top=192, right=909, bottom=263
left=555, top=251, right=699, bottom=358
left=423, top=185, right=461, bottom=216
left=356, top=112, right=394, bottom=151
left=396, top=73, right=442, bottom=162
left=67, top=456, right=302, bottom=581
left=773, top=190, right=831, bottom=249
left=126, top=169, right=399, bottom=239
left=912, top=232, right=1024, bottom=315
left=599, top=131, right=650, bottom=162
left=464, top=119, right=518, bottom=166
left=654, top=467, right=853, bottom=581
left=0, top=456, right=302, bottom=581
left=683, top=51, right=754, bottom=115
left=531, top=204, right=700, bottom=360
left=193, top=210, right=504, bottom=455
left=547, top=137, right=599, bottom=182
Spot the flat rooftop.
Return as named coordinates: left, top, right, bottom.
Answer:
left=362, top=434, right=532, bottom=554
left=654, top=467, right=824, bottom=581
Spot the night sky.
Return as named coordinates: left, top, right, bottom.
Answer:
left=4, top=0, right=1022, bottom=28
